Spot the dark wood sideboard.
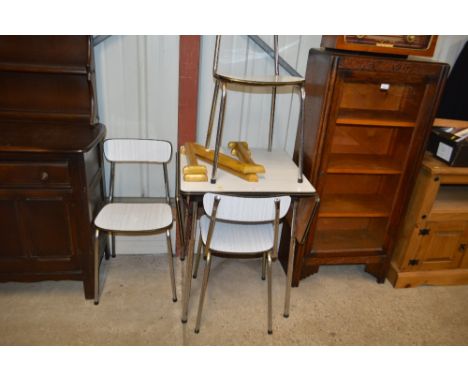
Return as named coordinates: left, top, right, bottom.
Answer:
left=0, top=36, right=106, bottom=299
left=280, top=48, right=449, bottom=286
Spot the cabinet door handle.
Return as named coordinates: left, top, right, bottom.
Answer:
left=40, top=171, right=49, bottom=181
left=459, top=244, right=467, bottom=252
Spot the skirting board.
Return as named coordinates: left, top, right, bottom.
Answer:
left=388, top=261, right=468, bottom=288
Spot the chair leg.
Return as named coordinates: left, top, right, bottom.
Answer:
left=111, top=233, right=116, bottom=257
left=94, top=229, right=100, bottom=305
left=261, top=253, right=267, bottom=281
left=104, top=235, right=111, bottom=260
left=267, top=253, right=273, bottom=335
left=194, top=250, right=212, bottom=334
left=181, top=201, right=198, bottom=324
left=205, top=80, right=220, bottom=148
left=268, top=87, right=277, bottom=151
left=166, top=230, right=178, bottom=303
left=297, top=85, right=305, bottom=183
left=210, top=82, right=227, bottom=184
left=284, top=200, right=298, bottom=318
left=175, top=192, right=185, bottom=257
left=193, top=232, right=203, bottom=279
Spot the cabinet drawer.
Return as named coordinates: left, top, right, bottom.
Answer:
left=0, top=161, right=71, bottom=187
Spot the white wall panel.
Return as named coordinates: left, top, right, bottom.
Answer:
left=94, top=35, right=179, bottom=254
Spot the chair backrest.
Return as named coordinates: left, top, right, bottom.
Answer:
left=203, top=193, right=291, bottom=223
left=103, top=138, right=172, bottom=163
left=213, top=35, right=280, bottom=77
left=103, top=138, right=172, bottom=202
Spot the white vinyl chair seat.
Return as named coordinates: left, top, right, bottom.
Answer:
left=95, top=203, right=173, bottom=232
left=199, top=215, right=274, bottom=254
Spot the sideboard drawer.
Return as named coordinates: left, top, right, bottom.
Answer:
left=0, top=161, right=71, bottom=187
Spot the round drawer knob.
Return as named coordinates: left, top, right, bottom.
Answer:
left=40, top=171, right=49, bottom=181
left=406, top=35, right=416, bottom=44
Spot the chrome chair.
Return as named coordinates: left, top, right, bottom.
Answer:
left=193, top=193, right=291, bottom=334
left=93, top=138, right=177, bottom=305
left=205, top=35, right=306, bottom=184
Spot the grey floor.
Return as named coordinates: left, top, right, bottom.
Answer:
left=1, top=254, right=468, bottom=345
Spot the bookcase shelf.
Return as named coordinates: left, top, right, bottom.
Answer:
left=313, top=228, right=383, bottom=254
left=327, top=154, right=403, bottom=175
left=320, top=194, right=392, bottom=218
left=336, top=109, right=416, bottom=128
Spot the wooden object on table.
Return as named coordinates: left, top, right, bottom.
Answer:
left=182, top=143, right=207, bottom=175
left=321, top=35, right=438, bottom=57
left=228, top=141, right=265, bottom=170
left=192, top=143, right=264, bottom=174
left=180, top=142, right=262, bottom=182
left=196, top=157, right=258, bottom=182
left=0, top=36, right=106, bottom=299
left=279, top=48, right=449, bottom=286
left=228, top=141, right=252, bottom=162
left=388, top=153, right=468, bottom=287
left=181, top=142, right=208, bottom=181
left=184, top=142, right=264, bottom=182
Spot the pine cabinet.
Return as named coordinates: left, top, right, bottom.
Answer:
left=388, top=154, right=468, bottom=287
left=280, top=49, right=449, bottom=286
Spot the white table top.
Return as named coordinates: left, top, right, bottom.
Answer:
left=179, top=147, right=316, bottom=196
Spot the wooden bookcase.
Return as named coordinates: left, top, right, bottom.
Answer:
left=388, top=153, right=468, bottom=287
left=280, top=49, right=449, bottom=286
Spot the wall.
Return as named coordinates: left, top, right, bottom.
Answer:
left=94, top=35, right=467, bottom=254
left=432, top=35, right=467, bottom=69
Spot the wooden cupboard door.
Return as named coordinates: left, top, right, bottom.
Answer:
left=0, top=195, right=80, bottom=273
left=21, top=197, right=76, bottom=260
left=416, top=221, right=468, bottom=271
left=0, top=200, right=25, bottom=259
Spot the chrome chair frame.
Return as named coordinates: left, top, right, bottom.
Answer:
left=193, top=194, right=287, bottom=335
left=205, top=35, right=306, bottom=184
left=93, top=138, right=177, bottom=305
